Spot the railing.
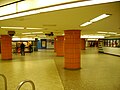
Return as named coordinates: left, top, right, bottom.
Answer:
left=0, top=74, right=35, bottom=90
left=0, top=74, right=7, bottom=90
left=16, top=80, right=35, bottom=90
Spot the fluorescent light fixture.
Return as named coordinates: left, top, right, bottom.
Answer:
left=39, top=0, right=119, bottom=13
left=20, top=38, right=35, bottom=41
left=97, top=31, right=108, bottom=34
left=32, top=32, right=43, bottom=34
left=12, top=38, right=20, bottom=41
left=81, top=35, right=104, bottom=38
left=1, top=26, right=24, bottom=29
left=26, top=27, right=43, bottom=30
left=26, top=35, right=36, bottom=36
left=80, top=13, right=111, bottom=27
left=97, top=31, right=117, bottom=34
left=0, top=10, right=41, bottom=20
left=90, top=14, right=110, bottom=22
left=0, top=0, right=119, bottom=20
left=80, top=22, right=92, bottom=27
left=108, top=32, right=117, bottom=34
left=22, top=32, right=43, bottom=34
left=22, top=32, right=31, bottom=34
left=12, top=36, right=18, bottom=37
left=0, top=3, right=16, bottom=16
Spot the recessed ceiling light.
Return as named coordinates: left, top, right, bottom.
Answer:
left=90, top=14, right=111, bottom=23
left=0, top=0, right=118, bottom=20
left=26, top=35, right=36, bottom=36
left=81, top=35, right=104, bottom=38
left=0, top=10, right=41, bottom=20
left=80, top=22, right=92, bottom=27
left=32, top=32, right=43, bottom=34
left=97, top=31, right=117, bottom=35
left=22, top=32, right=43, bottom=35
left=97, top=31, right=108, bottom=34
left=80, top=14, right=111, bottom=27
left=12, top=36, right=18, bottom=37
left=22, top=32, right=31, bottom=34
left=108, top=32, right=117, bottom=34
left=26, top=28, right=43, bottom=30
left=1, top=26, right=24, bottom=29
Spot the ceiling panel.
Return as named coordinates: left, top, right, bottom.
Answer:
left=0, top=1, right=120, bottom=38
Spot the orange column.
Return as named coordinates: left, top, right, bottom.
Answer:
left=81, top=38, right=86, bottom=50
left=56, top=36, right=64, bottom=56
left=1, top=35, right=12, bottom=60
left=54, top=38, right=56, bottom=52
left=64, top=30, right=81, bottom=69
left=0, top=37, right=1, bottom=53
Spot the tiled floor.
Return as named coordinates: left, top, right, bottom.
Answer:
left=0, top=50, right=64, bottom=90
left=0, top=48, right=120, bottom=90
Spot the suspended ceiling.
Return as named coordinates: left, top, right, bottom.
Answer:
left=0, top=1, right=120, bottom=38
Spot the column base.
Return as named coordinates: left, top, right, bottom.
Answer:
left=56, top=54, right=64, bottom=57
left=2, top=58, right=12, bottom=60
left=64, top=67, right=81, bottom=70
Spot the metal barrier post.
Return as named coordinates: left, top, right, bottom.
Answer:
left=16, top=80, right=35, bottom=90
left=0, top=74, right=7, bottom=90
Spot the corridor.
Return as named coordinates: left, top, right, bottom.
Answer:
left=0, top=48, right=120, bottom=90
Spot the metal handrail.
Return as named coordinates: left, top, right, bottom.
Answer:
left=16, top=80, right=35, bottom=90
left=0, top=74, right=7, bottom=90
